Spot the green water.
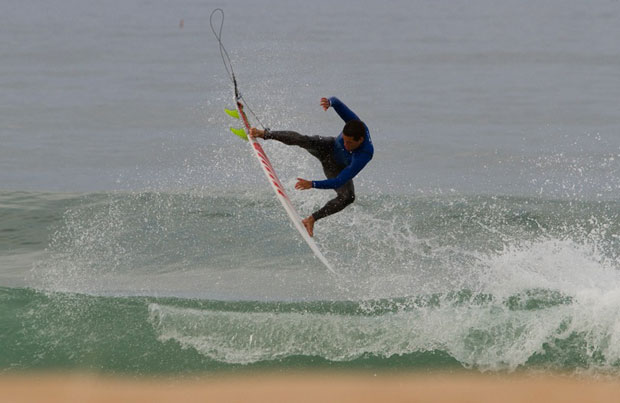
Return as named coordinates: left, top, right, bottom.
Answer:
left=2, top=191, right=620, bottom=374
left=2, top=286, right=618, bottom=374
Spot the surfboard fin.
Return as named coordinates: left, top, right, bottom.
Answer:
left=224, top=108, right=240, bottom=119
left=230, top=127, right=248, bottom=141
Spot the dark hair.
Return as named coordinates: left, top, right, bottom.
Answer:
left=343, top=120, right=366, bottom=141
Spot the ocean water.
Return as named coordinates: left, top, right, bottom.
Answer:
left=2, top=0, right=620, bottom=375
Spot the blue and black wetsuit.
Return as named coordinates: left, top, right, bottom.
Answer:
left=264, top=97, right=374, bottom=221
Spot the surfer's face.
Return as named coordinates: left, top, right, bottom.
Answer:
left=342, top=134, right=364, bottom=151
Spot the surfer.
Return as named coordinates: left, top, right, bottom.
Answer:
left=250, top=97, right=373, bottom=237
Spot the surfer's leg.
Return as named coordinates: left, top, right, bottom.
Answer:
left=311, top=180, right=355, bottom=221
left=265, top=131, right=333, bottom=160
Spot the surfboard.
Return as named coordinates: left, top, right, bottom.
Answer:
left=211, top=8, right=335, bottom=274
left=231, top=99, right=336, bottom=274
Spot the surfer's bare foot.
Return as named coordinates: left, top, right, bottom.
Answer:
left=302, top=216, right=315, bottom=237
left=249, top=127, right=264, bottom=138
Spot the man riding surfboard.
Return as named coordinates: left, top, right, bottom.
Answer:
left=250, top=96, right=373, bottom=237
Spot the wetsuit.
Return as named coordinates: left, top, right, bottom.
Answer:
left=264, top=97, right=374, bottom=221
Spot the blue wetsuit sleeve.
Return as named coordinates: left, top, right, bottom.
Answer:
left=312, top=152, right=372, bottom=189
left=329, top=97, right=360, bottom=122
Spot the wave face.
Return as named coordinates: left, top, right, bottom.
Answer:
left=2, top=190, right=620, bottom=373
left=2, top=286, right=620, bottom=374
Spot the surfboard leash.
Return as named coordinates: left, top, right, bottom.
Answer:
left=210, top=8, right=266, bottom=131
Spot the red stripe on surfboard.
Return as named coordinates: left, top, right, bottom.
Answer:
left=269, top=175, right=284, bottom=189
left=247, top=130, right=288, bottom=199
left=256, top=153, right=276, bottom=172
left=260, top=159, right=275, bottom=174
left=253, top=147, right=274, bottom=167
left=276, top=188, right=288, bottom=199
left=255, top=147, right=269, bottom=161
left=259, top=159, right=274, bottom=173
left=254, top=146, right=271, bottom=163
left=259, top=154, right=272, bottom=166
left=257, top=153, right=269, bottom=164
left=256, top=151, right=271, bottom=164
left=273, top=181, right=285, bottom=192
left=236, top=103, right=251, bottom=129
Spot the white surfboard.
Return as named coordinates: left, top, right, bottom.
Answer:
left=210, top=8, right=334, bottom=274
left=233, top=99, right=336, bottom=274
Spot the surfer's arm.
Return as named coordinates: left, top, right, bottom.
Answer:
left=328, top=97, right=360, bottom=122
left=312, top=152, right=372, bottom=190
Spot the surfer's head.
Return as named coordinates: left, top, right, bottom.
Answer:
left=342, top=120, right=365, bottom=151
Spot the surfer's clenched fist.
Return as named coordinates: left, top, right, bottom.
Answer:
left=249, top=127, right=264, bottom=138
left=320, top=97, right=331, bottom=111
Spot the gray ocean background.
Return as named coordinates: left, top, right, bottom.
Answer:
left=2, top=0, right=620, bottom=374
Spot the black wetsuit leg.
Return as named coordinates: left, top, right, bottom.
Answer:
left=265, top=130, right=355, bottom=221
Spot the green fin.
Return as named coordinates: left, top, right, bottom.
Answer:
left=230, top=127, right=248, bottom=141
left=225, top=108, right=240, bottom=119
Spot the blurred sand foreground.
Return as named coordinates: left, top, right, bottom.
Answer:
left=2, top=372, right=620, bottom=403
